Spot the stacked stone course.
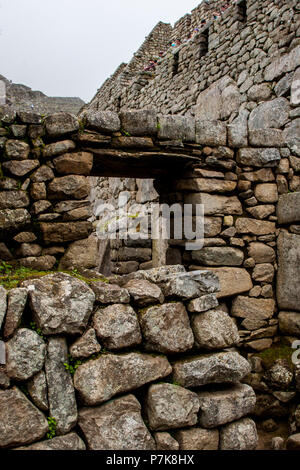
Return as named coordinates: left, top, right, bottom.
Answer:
left=0, top=266, right=260, bottom=450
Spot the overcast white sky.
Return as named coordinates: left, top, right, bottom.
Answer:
left=0, top=0, right=201, bottom=103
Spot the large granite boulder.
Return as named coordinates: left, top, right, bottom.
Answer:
left=0, top=387, right=48, bottom=448
left=69, top=328, right=101, bottom=359
left=4, top=287, right=27, bottom=338
left=139, top=302, right=194, bottom=354
left=48, top=175, right=90, bottom=200
left=146, top=383, right=200, bottom=431
left=0, top=190, right=30, bottom=210
left=124, top=279, right=164, bottom=306
left=27, top=370, right=49, bottom=411
left=172, top=351, right=251, bottom=388
left=78, top=394, right=155, bottom=450
left=15, top=433, right=86, bottom=450
left=58, top=234, right=99, bottom=270
left=278, top=312, right=300, bottom=336
left=220, top=418, right=258, bottom=450
left=191, top=309, right=240, bottom=350
left=22, top=273, right=95, bottom=335
left=175, top=428, right=219, bottom=450
left=74, top=352, right=171, bottom=405
left=191, top=247, right=244, bottom=266
left=277, top=232, right=300, bottom=312
left=197, top=384, right=256, bottom=428
left=231, top=296, right=275, bottom=321
left=190, top=268, right=253, bottom=299
left=248, top=98, right=290, bottom=131
left=0, top=286, right=7, bottom=331
left=4, top=139, right=30, bottom=160
left=44, top=112, right=79, bottom=137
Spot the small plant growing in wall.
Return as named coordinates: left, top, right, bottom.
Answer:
left=47, top=417, right=57, bottom=440
left=64, top=355, right=82, bottom=376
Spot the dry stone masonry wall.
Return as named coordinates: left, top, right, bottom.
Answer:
left=0, top=0, right=300, bottom=451
left=0, top=266, right=261, bottom=450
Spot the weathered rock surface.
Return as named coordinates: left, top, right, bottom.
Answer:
left=22, top=273, right=95, bottom=335
left=45, top=337, right=78, bottom=435
left=248, top=243, right=275, bottom=264
left=220, top=418, right=258, bottom=450
left=0, top=387, right=48, bottom=448
left=93, top=304, right=142, bottom=350
left=286, top=434, right=300, bottom=450
left=27, top=370, right=49, bottom=411
left=120, top=109, right=157, bottom=136
left=5, top=139, right=30, bottom=160
left=191, top=268, right=253, bottom=299
left=191, top=309, right=239, bottom=350
left=140, top=302, right=194, bottom=354
left=184, top=193, right=243, bottom=215
left=74, top=352, right=172, bottom=405
left=231, top=296, right=275, bottom=321
left=40, top=221, right=92, bottom=244
left=277, top=192, right=300, bottom=224
left=4, top=288, right=27, bottom=338
left=48, top=175, right=90, bottom=200
left=283, top=119, right=300, bottom=157
left=0, top=208, right=31, bottom=231
left=90, top=282, right=130, bottom=304
left=44, top=113, right=79, bottom=137
left=173, top=351, right=251, bottom=388
left=84, top=110, right=121, bottom=133
left=191, top=247, right=244, bottom=266
left=78, top=394, right=155, bottom=450
left=197, top=384, right=256, bottom=428
left=58, top=234, right=99, bottom=270
left=70, top=328, right=101, bottom=358
left=161, top=276, right=203, bottom=300
left=146, top=383, right=200, bottom=431
left=175, top=428, right=219, bottom=450
left=0, top=286, right=7, bottom=331
left=53, top=151, right=93, bottom=176
left=6, top=328, right=46, bottom=381
left=42, top=140, right=76, bottom=158
left=0, top=190, right=30, bottom=210
left=125, top=279, right=164, bottom=306
left=277, top=232, right=300, bottom=311
left=2, top=159, right=40, bottom=177
left=236, top=218, right=276, bottom=235
left=248, top=98, right=290, bottom=131
left=16, top=432, right=86, bottom=450
left=237, top=148, right=281, bottom=167
left=278, top=312, right=300, bottom=336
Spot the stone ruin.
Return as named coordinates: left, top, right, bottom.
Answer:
left=0, top=0, right=300, bottom=451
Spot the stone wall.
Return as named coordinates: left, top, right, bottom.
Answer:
left=0, top=266, right=262, bottom=450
